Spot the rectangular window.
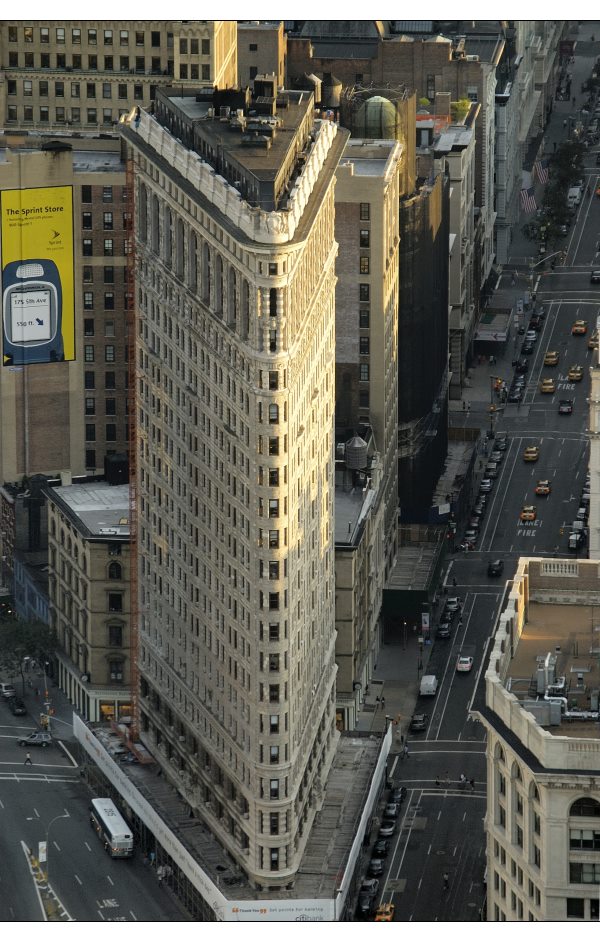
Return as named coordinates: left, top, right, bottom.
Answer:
left=84, top=319, right=94, bottom=337
left=179, top=38, right=188, bottom=54
left=24, top=106, right=33, bottom=122
left=270, top=746, right=279, bottom=764
left=268, top=468, right=279, bottom=486
left=108, top=592, right=122, bottom=613
left=105, top=398, right=116, bottom=415
left=269, top=531, right=279, bottom=549
left=359, top=283, right=370, bottom=302
left=23, top=81, right=32, bottom=97
left=268, top=593, right=279, bottom=611
left=105, top=345, right=115, bottom=362
left=72, top=54, right=81, bottom=69
left=120, top=56, right=129, bottom=71
left=103, top=185, right=113, bottom=202
left=72, top=82, right=80, bottom=98
left=104, top=239, right=114, bottom=256
left=360, top=363, right=370, bottom=382
left=84, top=345, right=94, bottom=362
left=360, top=229, right=370, bottom=248
left=104, top=321, right=115, bottom=337
left=87, top=55, right=97, bottom=70
left=360, top=256, right=370, bottom=274
left=105, top=371, right=116, bottom=390
left=118, top=84, right=127, bottom=100
left=39, top=81, right=48, bottom=98
left=82, top=212, right=92, bottom=230
left=359, top=309, right=370, bottom=328
left=202, top=39, right=210, bottom=56
left=104, top=30, right=113, bottom=45
left=360, top=202, right=370, bottom=221
left=269, top=779, right=279, bottom=799
left=72, top=28, right=81, bottom=44
left=202, top=64, right=210, bottom=81
left=83, top=292, right=94, bottom=310
left=427, top=73, right=436, bottom=100
left=56, top=27, right=65, bottom=44
left=120, top=30, right=129, bottom=46
left=55, top=81, right=64, bottom=98
left=109, top=660, right=123, bottom=682
left=567, top=898, right=585, bottom=918
left=85, top=424, right=96, bottom=441
left=104, top=266, right=114, bottom=284
left=86, top=82, right=96, bottom=99
left=136, top=31, right=144, bottom=46
left=269, top=684, right=279, bottom=702
left=109, top=624, right=123, bottom=646
left=85, top=397, right=95, bottom=416
left=83, top=266, right=93, bottom=284
left=85, top=449, right=96, bottom=469
left=88, top=29, right=97, bottom=45
left=84, top=371, right=95, bottom=390
left=359, top=337, right=370, bottom=355
left=87, top=108, right=97, bottom=124
left=8, top=26, right=17, bottom=42
left=268, top=500, right=279, bottom=518
left=106, top=424, right=117, bottom=442
left=359, top=389, right=369, bottom=408
left=103, top=108, right=113, bottom=126
left=39, top=107, right=49, bottom=123
left=103, top=212, right=113, bottom=230
left=103, top=83, right=112, bottom=99
left=8, top=52, right=18, bottom=68
left=56, top=107, right=65, bottom=123
left=134, top=84, right=143, bottom=100
left=268, top=438, right=279, bottom=456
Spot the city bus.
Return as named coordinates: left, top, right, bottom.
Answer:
left=89, top=798, right=134, bottom=857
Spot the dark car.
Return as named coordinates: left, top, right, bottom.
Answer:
left=368, top=857, right=385, bottom=877
left=528, top=316, right=542, bottom=331
left=507, top=388, right=523, bottom=403
left=591, top=270, right=600, bottom=284
left=521, top=341, right=534, bottom=356
left=488, top=559, right=504, bottom=577
left=515, top=358, right=529, bottom=374
left=391, top=786, right=407, bottom=804
left=372, top=839, right=390, bottom=858
left=8, top=696, right=26, bottom=716
left=409, top=712, right=429, bottom=732
left=357, top=892, right=374, bottom=919
left=437, top=621, right=451, bottom=638
left=559, top=399, right=573, bottom=415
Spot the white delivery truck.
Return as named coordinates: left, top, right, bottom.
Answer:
left=420, top=674, right=438, bottom=696
left=567, top=186, right=582, bottom=208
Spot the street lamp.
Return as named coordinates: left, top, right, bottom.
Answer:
left=42, top=811, right=70, bottom=886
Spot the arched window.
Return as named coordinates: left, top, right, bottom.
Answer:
left=511, top=761, right=522, bottom=781
left=138, top=183, right=148, bottom=243
left=241, top=279, right=249, bottom=340
left=188, top=231, right=198, bottom=291
left=108, top=561, right=122, bottom=580
left=175, top=217, right=185, bottom=280
left=570, top=797, right=600, bottom=817
left=268, top=404, right=279, bottom=424
left=201, top=242, right=211, bottom=302
left=269, top=287, right=278, bottom=316
left=494, top=743, right=505, bottom=763
left=529, top=783, right=539, bottom=802
left=151, top=194, right=160, bottom=253
left=163, top=205, right=173, bottom=268
left=215, top=254, right=223, bottom=314
left=228, top=268, right=237, bottom=327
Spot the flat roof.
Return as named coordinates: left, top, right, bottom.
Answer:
left=435, top=126, right=474, bottom=152
left=506, top=601, right=600, bottom=739
left=46, top=482, right=130, bottom=539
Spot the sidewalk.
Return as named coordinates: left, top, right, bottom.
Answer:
left=18, top=671, right=80, bottom=745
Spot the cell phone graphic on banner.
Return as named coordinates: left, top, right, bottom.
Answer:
left=2, top=259, right=64, bottom=365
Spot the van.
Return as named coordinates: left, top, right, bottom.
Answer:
left=0, top=682, right=16, bottom=699
left=420, top=674, right=438, bottom=697
left=567, top=186, right=582, bottom=208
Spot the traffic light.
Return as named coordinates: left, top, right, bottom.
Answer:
left=559, top=527, right=564, bottom=536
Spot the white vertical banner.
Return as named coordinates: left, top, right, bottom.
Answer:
left=38, top=841, right=47, bottom=863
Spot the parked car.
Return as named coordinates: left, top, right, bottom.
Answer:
left=437, top=621, right=452, bottom=639
left=524, top=330, right=537, bottom=343
left=357, top=893, right=374, bottom=919
left=409, top=712, right=429, bottom=732
left=515, top=358, right=530, bottom=373
left=479, top=479, right=493, bottom=493
left=372, top=839, right=390, bottom=858
left=463, top=529, right=478, bottom=543
left=368, top=857, right=385, bottom=877
left=378, top=819, right=396, bottom=838
left=391, top=786, right=407, bottom=804
left=445, top=596, right=462, bottom=613
left=17, top=732, right=52, bottom=748
left=521, top=341, right=534, bottom=356
left=559, top=399, right=574, bottom=414
left=384, top=803, right=399, bottom=819
left=490, top=450, right=503, bottom=463
left=507, top=388, right=523, bottom=403
left=0, top=683, right=16, bottom=699
left=591, top=270, right=600, bottom=283
left=487, top=559, right=504, bottom=577
left=495, top=432, right=508, bottom=448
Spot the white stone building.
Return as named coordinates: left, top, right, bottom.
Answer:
left=122, top=81, right=348, bottom=887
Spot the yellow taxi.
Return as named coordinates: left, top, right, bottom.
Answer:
left=544, top=350, right=559, bottom=366
left=540, top=377, right=555, bottom=393
left=523, top=446, right=539, bottom=462
left=588, top=330, right=599, bottom=350
left=520, top=505, right=537, bottom=521
left=375, top=903, right=395, bottom=922
left=572, top=320, right=588, bottom=335
left=534, top=479, right=551, bottom=496
left=568, top=365, right=584, bottom=381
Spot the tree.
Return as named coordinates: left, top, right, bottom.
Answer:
left=0, top=616, right=58, bottom=697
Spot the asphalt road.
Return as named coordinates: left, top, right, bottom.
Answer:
left=0, top=706, right=186, bottom=921
left=358, top=146, right=600, bottom=924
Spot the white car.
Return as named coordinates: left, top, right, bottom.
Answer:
left=456, top=656, right=474, bottom=673
left=525, top=330, right=537, bottom=342
left=445, top=597, right=462, bottom=613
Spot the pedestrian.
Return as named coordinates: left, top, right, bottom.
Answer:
left=403, top=744, right=409, bottom=759
left=381, top=696, right=385, bottom=708
left=470, top=777, right=475, bottom=790
left=443, top=872, right=450, bottom=890
left=462, top=400, right=466, bottom=411
left=436, top=776, right=440, bottom=787
left=563, top=119, right=567, bottom=129
left=460, top=772, right=466, bottom=785
left=24, top=752, right=32, bottom=766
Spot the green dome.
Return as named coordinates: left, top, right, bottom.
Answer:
left=354, top=95, right=398, bottom=139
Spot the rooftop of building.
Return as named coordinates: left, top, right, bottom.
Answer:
left=334, top=425, right=380, bottom=547
left=385, top=527, right=444, bottom=593
left=338, top=138, right=400, bottom=176
left=111, top=727, right=382, bottom=902
left=504, top=598, right=600, bottom=739
left=44, top=481, right=130, bottom=540
left=434, top=124, right=475, bottom=153
left=153, top=78, right=316, bottom=211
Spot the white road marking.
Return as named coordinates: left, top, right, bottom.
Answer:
left=130, top=912, right=138, bottom=921
left=74, top=874, right=82, bottom=885
left=53, top=840, right=60, bottom=851
left=84, top=842, right=92, bottom=852
left=107, top=875, right=114, bottom=886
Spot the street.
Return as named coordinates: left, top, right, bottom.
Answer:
left=0, top=706, right=187, bottom=921
left=364, top=45, right=600, bottom=922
